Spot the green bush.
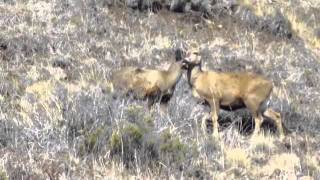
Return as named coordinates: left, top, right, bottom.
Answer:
left=0, top=169, right=8, bottom=180
left=110, top=131, right=121, bottom=152
left=109, top=122, right=152, bottom=167
left=160, top=130, right=187, bottom=164
left=79, top=127, right=105, bottom=156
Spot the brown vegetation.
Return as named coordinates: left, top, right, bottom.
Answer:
left=1, top=0, right=319, bottom=178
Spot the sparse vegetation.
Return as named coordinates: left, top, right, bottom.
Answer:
left=0, top=0, right=319, bottom=179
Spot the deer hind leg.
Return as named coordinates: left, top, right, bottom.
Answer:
left=263, top=108, right=284, bottom=140
left=147, top=89, right=161, bottom=109
left=253, top=113, right=263, bottom=137
left=158, top=93, right=172, bottom=114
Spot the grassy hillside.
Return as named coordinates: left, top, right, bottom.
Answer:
left=0, top=0, right=319, bottom=179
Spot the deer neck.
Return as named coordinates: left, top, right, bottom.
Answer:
left=163, top=62, right=183, bottom=91
left=187, top=63, right=201, bottom=88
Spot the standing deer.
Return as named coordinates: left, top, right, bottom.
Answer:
left=183, top=50, right=284, bottom=139
left=111, top=49, right=187, bottom=108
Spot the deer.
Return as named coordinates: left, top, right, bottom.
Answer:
left=183, top=49, right=285, bottom=140
left=110, top=49, right=187, bottom=109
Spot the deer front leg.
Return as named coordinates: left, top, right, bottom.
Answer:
left=244, top=98, right=262, bottom=137
left=201, top=113, right=210, bottom=135
left=209, top=99, right=220, bottom=138
left=147, top=96, right=155, bottom=109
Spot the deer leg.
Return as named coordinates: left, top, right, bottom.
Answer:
left=147, top=97, right=154, bottom=110
left=209, top=99, right=220, bottom=138
left=157, top=93, right=163, bottom=104
left=244, top=98, right=262, bottom=136
left=201, top=113, right=210, bottom=135
left=147, top=94, right=159, bottom=111
left=263, top=108, right=284, bottom=140
left=147, top=90, right=161, bottom=109
left=253, top=113, right=263, bottom=136
left=159, top=92, right=173, bottom=115
left=159, top=103, right=168, bottom=114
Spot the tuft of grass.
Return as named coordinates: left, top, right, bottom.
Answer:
left=25, top=80, right=54, bottom=101
left=261, top=153, right=300, bottom=176
left=240, top=0, right=276, bottom=17
left=160, top=130, right=185, bottom=153
left=123, top=123, right=144, bottom=145
left=70, top=15, right=83, bottom=27
left=302, top=154, right=320, bottom=176
left=286, top=11, right=320, bottom=49
left=126, top=105, right=145, bottom=123
left=0, top=167, right=8, bottom=180
left=102, top=80, right=114, bottom=94
left=224, top=147, right=251, bottom=169
left=109, top=121, right=152, bottom=167
left=110, top=131, right=121, bottom=152
left=143, top=114, right=154, bottom=127
left=154, top=34, right=172, bottom=49
left=21, top=80, right=64, bottom=126
left=79, top=127, right=105, bottom=155
left=250, top=134, right=275, bottom=151
left=239, top=0, right=320, bottom=49
left=45, top=66, right=67, bottom=81
left=159, top=129, right=187, bottom=165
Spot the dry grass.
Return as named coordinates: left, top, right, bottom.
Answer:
left=261, top=153, right=300, bottom=176
left=250, top=133, right=275, bottom=151
left=224, top=147, right=251, bottom=169
left=0, top=0, right=319, bottom=179
left=240, top=0, right=320, bottom=50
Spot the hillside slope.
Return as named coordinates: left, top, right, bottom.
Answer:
left=0, top=0, right=319, bottom=179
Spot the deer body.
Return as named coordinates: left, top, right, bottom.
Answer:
left=186, top=60, right=284, bottom=139
left=111, top=50, right=185, bottom=107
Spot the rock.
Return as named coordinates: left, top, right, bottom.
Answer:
left=199, top=0, right=213, bottom=15
left=190, top=0, right=201, bottom=11
left=268, top=11, right=292, bottom=38
left=126, top=0, right=140, bottom=9
left=124, top=0, right=162, bottom=12
left=170, top=0, right=187, bottom=13
left=190, top=0, right=216, bottom=15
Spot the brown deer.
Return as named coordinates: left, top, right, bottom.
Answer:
left=183, top=50, right=284, bottom=139
left=111, top=49, right=187, bottom=108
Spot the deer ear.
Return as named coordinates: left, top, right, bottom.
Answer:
left=175, top=48, right=184, bottom=61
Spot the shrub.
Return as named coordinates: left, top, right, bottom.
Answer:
left=160, top=130, right=186, bottom=163
left=109, top=121, right=156, bottom=168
